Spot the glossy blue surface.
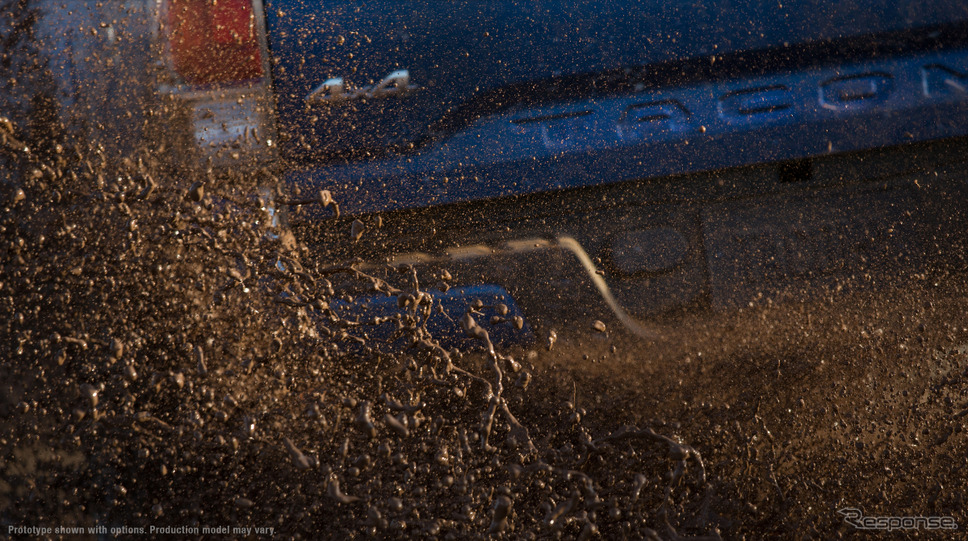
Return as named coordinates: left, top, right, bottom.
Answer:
left=263, top=1, right=968, bottom=215
left=287, top=47, right=968, bottom=215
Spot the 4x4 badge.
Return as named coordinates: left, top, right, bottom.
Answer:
left=307, top=70, right=418, bottom=104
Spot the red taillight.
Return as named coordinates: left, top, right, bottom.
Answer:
left=165, top=0, right=264, bottom=86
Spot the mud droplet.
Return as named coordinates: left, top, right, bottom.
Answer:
left=368, top=506, right=386, bottom=529
left=489, top=495, right=512, bottom=534
left=355, top=401, right=377, bottom=438
left=384, top=413, right=409, bottom=437
left=80, top=384, right=98, bottom=408
left=545, top=495, right=576, bottom=528
left=435, top=446, right=451, bottom=467
left=547, top=329, right=558, bottom=351
left=188, top=181, right=204, bottom=202
left=350, top=219, right=365, bottom=242
left=318, top=190, right=340, bottom=216
left=283, top=437, right=313, bottom=470
left=195, top=346, right=207, bottom=375
left=327, top=477, right=360, bottom=504
left=461, top=313, right=489, bottom=342
left=109, top=338, right=124, bottom=361
left=241, top=415, right=256, bottom=438
left=224, top=394, right=239, bottom=409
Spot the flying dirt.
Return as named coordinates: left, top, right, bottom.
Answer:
left=4, top=102, right=968, bottom=539
left=3, top=2, right=968, bottom=538
left=1, top=112, right=723, bottom=538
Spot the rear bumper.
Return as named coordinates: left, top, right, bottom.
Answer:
left=293, top=137, right=968, bottom=340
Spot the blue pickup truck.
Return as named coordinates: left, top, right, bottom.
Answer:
left=19, top=0, right=968, bottom=338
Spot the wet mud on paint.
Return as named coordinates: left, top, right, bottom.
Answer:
left=2, top=5, right=968, bottom=539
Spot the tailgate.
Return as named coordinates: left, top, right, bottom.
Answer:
left=264, top=1, right=968, bottom=214
left=264, top=1, right=968, bottom=158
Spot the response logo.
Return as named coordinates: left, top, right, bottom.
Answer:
left=838, top=508, right=959, bottom=531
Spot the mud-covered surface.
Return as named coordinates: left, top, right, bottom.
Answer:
left=4, top=110, right=968, bottom=540
left=0, top=126, right=721, bottom=541
left=3, top=6, right=968, bottom=539
left=0, top=111, right=721, bottom=540
left=550, top=279, right=968, bottom=537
